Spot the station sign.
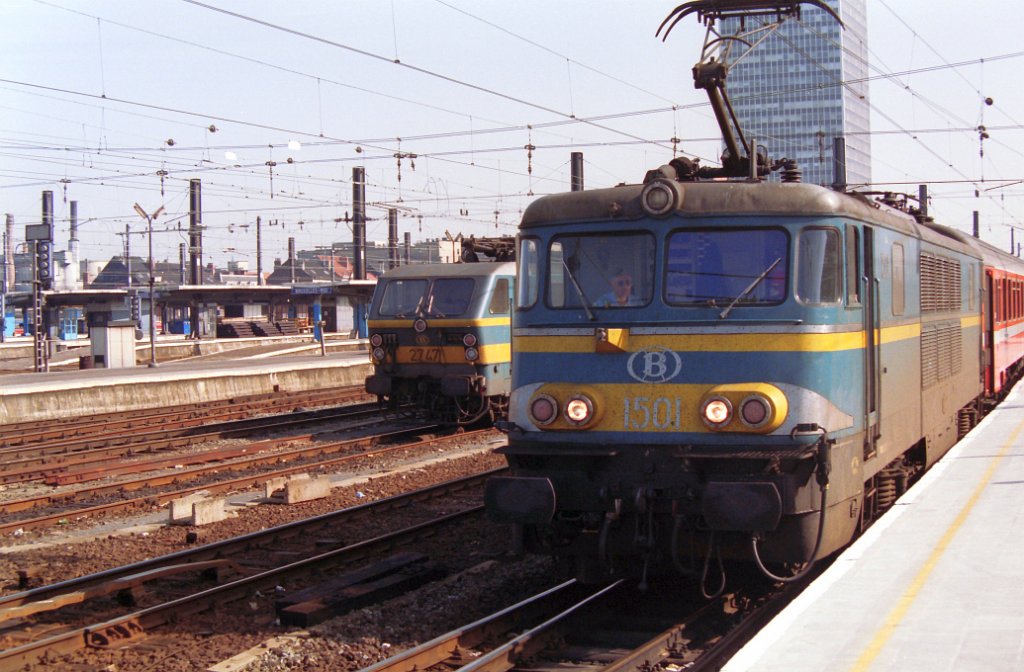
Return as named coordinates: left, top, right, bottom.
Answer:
left=291, top=286, right=333, bottom=295
left=25, top=223, right=53, bottom=241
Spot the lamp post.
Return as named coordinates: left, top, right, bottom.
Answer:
left=133, top=203, right=164, bottom=367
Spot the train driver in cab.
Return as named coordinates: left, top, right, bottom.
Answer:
left=599, top=269, right=642, bottom=307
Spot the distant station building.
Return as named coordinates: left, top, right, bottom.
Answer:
left=721, top=0, right=870, bottom=187
left=1, top=225, right=477, bottom=347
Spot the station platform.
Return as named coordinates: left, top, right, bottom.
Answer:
left=724, top=381, right=1024, bottom=672
left=0, top=348, right=372, bottom=424
left=0, top=332, right=364, bottom=370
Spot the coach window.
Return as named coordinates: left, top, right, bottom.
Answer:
left=517, top=238, right=539, bottom=309
left=796, top=227, right=841, bottom=304
left=489, top=278, right=510, bottom=315
left=994, top=280, right=1001, bottom=323
left=891, top=243, right=905, bottom=315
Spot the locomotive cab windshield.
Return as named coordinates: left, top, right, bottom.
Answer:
left=378, top=276, right=475, bottom=318
left=517, top=219, right=851, bottom=319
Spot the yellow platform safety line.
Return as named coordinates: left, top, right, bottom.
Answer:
left=368, top=317, right=511, bottom=328
left=849, top=413, right=1024, bottom=672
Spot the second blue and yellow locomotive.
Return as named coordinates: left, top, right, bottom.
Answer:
left=365, top=259, right=515, bottom=424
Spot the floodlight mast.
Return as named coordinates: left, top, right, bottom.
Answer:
left=657, top=0, right=843, bottom=179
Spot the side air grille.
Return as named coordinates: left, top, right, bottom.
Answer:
left=921, top=321, right=962, bottom=388
left=920, top=253, right=961, bottom=313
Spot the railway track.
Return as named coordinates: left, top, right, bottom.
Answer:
left=0, top=401, right=383, bottom=486
left=0, top=385, right=372, bottom=458
left=361, top=563, right=823, bottom=672
left=0, top=470, right=502, bottom=671
left=0, top=385, right=370, bottom=448
left=0, top=385, right=373, bottom=447
left=0, top=426, right=496, bottom=534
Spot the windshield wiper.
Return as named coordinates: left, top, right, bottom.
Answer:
left=395, top=296, right=426, bottom=319
left=562, top=259, right=596, bottom=321
left=719, top=257, right=781, bottom=319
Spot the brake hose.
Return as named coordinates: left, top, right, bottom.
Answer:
left=751, top=432, right=832, bottom=583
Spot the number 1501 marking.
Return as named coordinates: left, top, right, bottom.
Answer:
left=623, top=396, right=682, bottom=430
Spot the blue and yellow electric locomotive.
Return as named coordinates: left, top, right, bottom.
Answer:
left=365, top=260, right=515, bottom=424
left=485, top=1, right=1024, bottom=587
left=485, top=170, right=1000, bottom=585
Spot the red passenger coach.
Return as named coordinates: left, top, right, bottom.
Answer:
left=982, top=256, right=1024, bottom=395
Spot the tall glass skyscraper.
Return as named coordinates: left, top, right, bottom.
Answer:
left=720, top=0, right=870, bottom=187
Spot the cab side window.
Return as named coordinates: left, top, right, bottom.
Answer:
left=489, top=278, right=510, bottom=314
left=796, top=227, right=841, bottom=304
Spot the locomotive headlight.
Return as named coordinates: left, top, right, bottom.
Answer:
left=413, top=318, right=427, bottom=333
left=702, top=396, right=733, bottom=428
left=699, top=384, right=788, bottom=433
left=739, top=395, right=771, bottom=428
left=462, top=333, right=478, bottom=347
left=564, top=395, right=594, bottom=426
left=464, top=346, right=479, bottom=361
left=529, top=394, right=558, bottom=426
left=369, top=333, right=383, bottom=347
left=639, top=178, right=682, bottom=218
left=372, top=347, right=386, bottom=362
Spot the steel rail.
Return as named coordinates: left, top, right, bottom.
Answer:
left=0, top=499, right=492, bottom=671
left=0, top=468, right=502, bottom=613
left=0, top=402, right=382, bottom=485
left=356, top=566, right=812, bottom=672
left=0, top=386, right=367, bottom=447
left=685, top=565, right=825, bottom=672
left=0, top=427, right=494, bottom=533
left=0, top=397, right=375, bottom=467
left=359, top=579, right=582, bottom=672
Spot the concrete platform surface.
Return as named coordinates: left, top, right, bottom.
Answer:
left=724, top=381, right=1024, bottom=672
left=0, top=351, right=372, bottom=424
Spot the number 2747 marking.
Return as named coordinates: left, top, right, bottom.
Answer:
left=623, top=396, right=682, bottom=430
left=410, top=348, right=442, bottom=363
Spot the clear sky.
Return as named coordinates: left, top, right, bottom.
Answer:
left=2, top=0, right=1023, bottom=270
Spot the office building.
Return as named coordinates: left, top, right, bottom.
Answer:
left=721, top=0, right=870, bottom=187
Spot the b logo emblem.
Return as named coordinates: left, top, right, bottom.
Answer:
left=627, top=347, right=682, bottom=383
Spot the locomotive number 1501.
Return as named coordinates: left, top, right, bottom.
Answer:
left=622, top=396, right=683, bottom=431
